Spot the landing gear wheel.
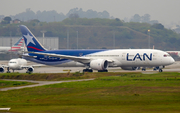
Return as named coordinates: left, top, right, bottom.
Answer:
left=159, top=69, right=163, bottom=72
left=98, top=70, right=108, bottom=72
left=142, top=68, right=146, bottom=71
left=83, top=69, right=93, bottom=72
left=7, top=67, right=11, bottom=73
left=88, top=69, right=93, bottom=72
left=26, top=71, right=32, bottom=74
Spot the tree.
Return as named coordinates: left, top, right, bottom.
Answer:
left=130, top=14, right=141, bottom=22
left=169, top=37, right=177, bottom=44
left=149, top=20, right=159, bottom=25
left=110, top=18, right=123, bottom=26
left=115, top=18, right=120, bottom=21
left=141, top=14, right=150, bottom=23
left=69, top=13, right=79, bottom=19
left=152, top=23, right=164, bottom=29
left=1, top=16, right=12, bottom=24
left=30, top=19, right=40, bottom=23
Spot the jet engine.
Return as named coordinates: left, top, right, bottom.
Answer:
left=0, top=67, right=4, bottom=73
left=90, top=59, right=108, bottom=70
left=121, top=67, right=138, bottom=70
left=27, top=67, right=34, bottom=73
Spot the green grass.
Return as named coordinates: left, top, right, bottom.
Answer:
left=0, top=80, right=35, bottom=88
left=0, top=72, right=180, bottom=113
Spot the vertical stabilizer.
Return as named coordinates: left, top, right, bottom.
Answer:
left=19, top=25, right=46, bottom=52
left=9, top=37, right=24, bottom=51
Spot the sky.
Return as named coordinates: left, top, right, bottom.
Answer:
left=0, top=0, right=180, bottom=25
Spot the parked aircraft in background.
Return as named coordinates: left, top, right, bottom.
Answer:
left=0, top=58, right=34, bottom=73
left=166, top=51, right=180, bottom=57
left=20, top=25, right=175, bottom=72
left=0, top=37, right=24, bottom=53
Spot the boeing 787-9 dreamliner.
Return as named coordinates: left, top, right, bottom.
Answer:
left=20, top=25, right=174, bottom=72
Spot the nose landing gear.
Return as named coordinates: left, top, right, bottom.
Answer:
left=153, top=66, right=164, bottom=72
left=6, top=67, right=11, bottom=73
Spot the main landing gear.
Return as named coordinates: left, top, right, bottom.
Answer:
left=83, top=69, right=93, bottom=72
left=82, top=69, right=108, bottom=72
left=142, top=66, right=163, bottom=72
left=153, top=66, right=164, bottom=72
left=142, top=67, right=146, bottom=71
left=98, top=70, right=108, bottom=72
left=159, top=69, right=163, bottom=72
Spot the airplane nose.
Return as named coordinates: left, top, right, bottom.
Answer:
left=8, top=63, right=17, bottom=69
left=170, top=57, right=175, bottom=64
left=8, top=63, right=13, bottom=67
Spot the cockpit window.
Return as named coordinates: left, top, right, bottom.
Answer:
left=164, top=54, right=171, bottom=57
left=10, top=62, right=16, bottom=63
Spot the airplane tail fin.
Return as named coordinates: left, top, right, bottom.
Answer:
left=19, top=25, right=46, bottom=52
left=9, top=37, right=24, bottom=52
left=13, top=37, right=24, bottom=47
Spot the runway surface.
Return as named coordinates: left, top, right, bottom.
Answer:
left=0, top=60, right=180, bottom=73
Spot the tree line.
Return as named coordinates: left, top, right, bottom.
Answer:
left=0, top=18, right=180, bottom=50
left=0, top=8, right=111, bottom=23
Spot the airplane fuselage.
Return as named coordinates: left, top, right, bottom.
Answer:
left=23, top=49, right=174, bottom=68
left=0, top=47, right=24, bottom=53
left=8, top=58, right=27, bottom=70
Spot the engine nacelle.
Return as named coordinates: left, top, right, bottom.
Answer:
left=27, top=67, right=34, bottom=73
left=90, top=59, right=108, bottom=70
left=121, top=66, right=138, bottom=70
left=0, top=67, right=4, bottom=73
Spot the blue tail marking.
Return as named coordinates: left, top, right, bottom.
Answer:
left=19, top=25, right=46, bottom=52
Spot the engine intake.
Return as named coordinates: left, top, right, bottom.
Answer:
left=0, top=67, right=4, bottom=73
left=27, top=67, right=34, bottom=73
left=90, top=59, right=108, bottom=70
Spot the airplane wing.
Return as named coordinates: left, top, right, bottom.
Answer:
left=1, top=64, right=45, bottom=69
left=27, top=52, right=114, bottom=64
left=1, top=65, right=9, bottom=68
left=21, top=64, right=46, bottom=69
left=27, top=52, right=91, bottom=64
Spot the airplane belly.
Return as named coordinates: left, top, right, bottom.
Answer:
left=121, top=58, right=159, bottom=67
left=55, top=61, right=84, bottom=67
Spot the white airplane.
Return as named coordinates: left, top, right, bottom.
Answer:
left=0, top=58, right=36, bottom=73
left=20, top=25, right=175, bottom=72
left=0, top=37, right=24, bottom=53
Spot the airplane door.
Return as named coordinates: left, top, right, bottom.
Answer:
left=153, top=52, right=157, bottom=60
left=122, top=53, right=126, bottom=60
left=153, top=52, right=161, bottom=65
